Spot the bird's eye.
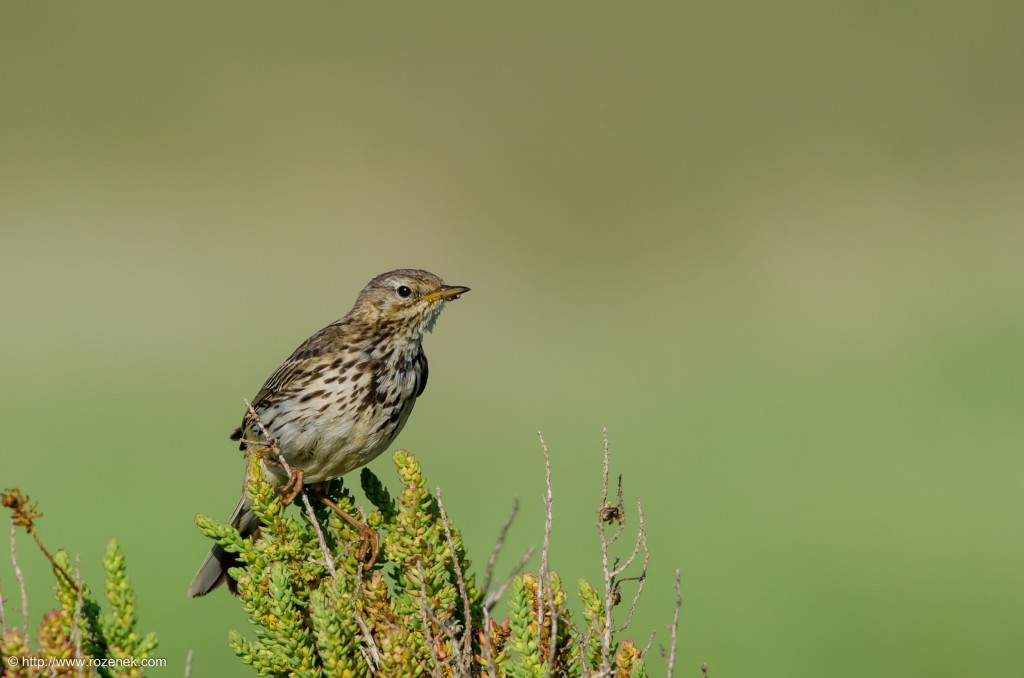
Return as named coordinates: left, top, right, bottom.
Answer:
left=396, top=285, right=412, bottom=298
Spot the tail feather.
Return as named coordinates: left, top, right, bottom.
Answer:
left=188, top=496, right=257, bottom=597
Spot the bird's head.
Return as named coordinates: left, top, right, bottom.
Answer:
left=351, top=269, right=469, bottom=337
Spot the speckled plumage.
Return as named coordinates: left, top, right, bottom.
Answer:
left=189, top=269, right=468, bottom=597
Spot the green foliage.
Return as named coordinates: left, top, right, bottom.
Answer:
left=3, top=441, right=668, bottom=677
left=102, top=541, right=159, bottom=673
left=503, top=572, right=579, bottom=677
left=0, top=533, right=158, bottom=678
left=578, top=578, right=606, bottom=672
left=194, top=449, right=662, bottom=677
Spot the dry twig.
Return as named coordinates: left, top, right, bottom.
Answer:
left=597, top=429, right=617, bottom=672
left=9, top=516, right=28, bottom=644
left=537, top=431, right=558, bottom=674
left=73, top=554, right=85, bottom=678
left=479, top=496, right=528, bottom=676
left=485, top=545, right=535, bottom=613
left=665, top=569, right=682, bottom=678
left=0, top=557, right=6, bottom=634
left=436, top=489, right=475, bottom=676
left=416, top=560, right=449, bottom=678
left=479, top=609, right=498, bottom=678
left=352, top=562, right=382, bottom=673
left=482, top=498, right=518, bottom=598
left=595, top=429, right=650, bottom=674
left=611, top=499, right=649, bottom=634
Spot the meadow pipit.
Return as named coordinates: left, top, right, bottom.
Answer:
left=188, top=269, right=469, bottom=597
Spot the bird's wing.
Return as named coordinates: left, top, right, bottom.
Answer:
left=231, top=325, right=340, bottom=443
left=415, top=351, right=429, bottom=397
left=229, top=357, right=311, bottom=444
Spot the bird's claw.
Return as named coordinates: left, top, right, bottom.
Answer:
left=278, top=467, right=305, bottom=506
left=356, top=524, right=381, bottom=569
left=315, top=492, right=381, bottom=570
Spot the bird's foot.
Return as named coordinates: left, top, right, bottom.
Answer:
left=316, top=492, right=381, bottom=569
left=262, top=453, right=304, bottom=506
left=277, top=466, right=305, bottom=506
left=355, top=522, right=381, bottom=568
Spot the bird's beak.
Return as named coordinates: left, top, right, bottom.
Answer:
left=424, top=285, right=470, bottom=302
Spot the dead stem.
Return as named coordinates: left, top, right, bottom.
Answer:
left=416, top=560, right=449, bottom=678
left=436, top=489, right=475, bottom=676
left=482, top=498, right=518, bottom=597
left=73, top=554, right=84, bottom=678
left=9, top=517, right=28, bottom=644
left=352, top=562, right=381, bottom=673
left=537, top=431, right=558, bottom=674
left=598, top=429, right=615, bottom=673
left=666, top=570, right=682, bottom=678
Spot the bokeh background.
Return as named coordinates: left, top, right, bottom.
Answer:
left=2, top=2, right=1022, bottom=676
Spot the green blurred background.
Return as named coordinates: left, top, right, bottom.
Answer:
left=2, top=2, right=1022, bottom=676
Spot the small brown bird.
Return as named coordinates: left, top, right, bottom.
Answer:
left=188, top=269, right=469, bottom=597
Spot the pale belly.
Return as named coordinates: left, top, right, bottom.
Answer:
left=257, top=390, right=417, bottom=486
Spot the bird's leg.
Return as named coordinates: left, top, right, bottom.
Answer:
left=278, top=467, right=305, bottom=506
left=261, top=454, right=305, bottom=506
left=314, top=490, right=381, bottom=568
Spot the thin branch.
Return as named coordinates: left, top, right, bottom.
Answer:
left=598, top=428, right=615, bottom=673
left=416, top=560, right=447, bottom=678
left=482, top=497, right=519, bottom=596
left=610, top=499, right=646, bottom=578
left=564, top=598, right=592, bottom=675
left=359, top=648, right=374, bottom=672
left=0, top=557, right=6, bottom=634
left=241, top=398, right=274, bottom=446
left=479, top=607, right=499, bottom=678
left=575, top=625, right=592, bottom=675
left=666, top=570, right=682, bottom=678
left=595, top=429, right=652, bottom=674
left=10, top=518, right=28, bottom=644
left=419, top=577, right=463, bottom=654
left=73, top=554, right=85, bottom=678
left=484, top=545, right=535, bottom=612
left=641, top=628, right=657, bottom=656
left=480, top=498, right=521, bottom=678
left=612, top=501, right=649, bottom=635
left=299, top=490, right=337, bottom=578
left=608, top=476, right=627, bottom=547
left=184, top=649, right=194, bottom=678
left=415, top=557, right=468, bottom=675
left=538, top=431, right=558, bottom=673
left=352, top=563, right=381, bottom=673
left=435, top=489, right=474, bottom=676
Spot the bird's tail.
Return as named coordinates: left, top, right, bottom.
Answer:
left=188, top=496, right=258, bottom=597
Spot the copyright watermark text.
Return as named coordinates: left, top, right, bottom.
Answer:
left=6, top=655, right=168, bottom=670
